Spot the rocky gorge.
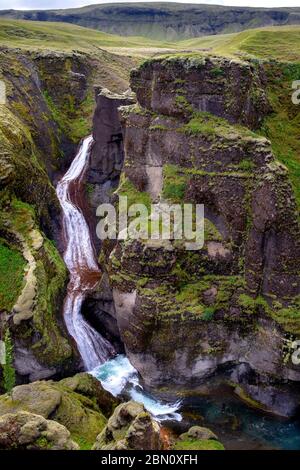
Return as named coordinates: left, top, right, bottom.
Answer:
left=0, top=42, right=300, bottom=450
left=86, top=56, right=300, bottom=420
left=0, top=46, right=135, bottom=383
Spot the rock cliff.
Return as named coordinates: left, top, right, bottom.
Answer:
left=86, top=87, right=135, bottom=251
left=0, top=46, right=134, bottom=385
left=99, top=55, right=300, bottom=417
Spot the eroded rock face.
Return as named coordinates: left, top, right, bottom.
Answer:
left=0, top=49, right=97, bottom=382
left=92, top=401, right=163, bottom=450
left=85, top=87, right=135, bottom=252
left=131, top=56, right=270, bottom=129
left=0, top=46, right=135, bottom=383
left=0, top=411, right=79, bottom=450
left=100, top=56, right=300, bottom=416
left=90, top=88, right=135, bottom=188
left=82, top=87, right=135, bottom=340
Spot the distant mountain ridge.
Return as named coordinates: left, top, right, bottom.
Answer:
left=1, top=2, right=300, bottom=40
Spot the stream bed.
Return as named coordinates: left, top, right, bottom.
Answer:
left=92, top=354, right=300, bottom=450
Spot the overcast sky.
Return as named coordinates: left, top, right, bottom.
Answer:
left=0, top=1, right=300, bottom=11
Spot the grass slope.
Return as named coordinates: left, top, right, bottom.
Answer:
left=0, top=242, right=25, bottom=311
left=0, top=19, right=170, bottom=53
left=184, top=26, right=300, bottom=62
left=0, top=20, right=299, bottom=63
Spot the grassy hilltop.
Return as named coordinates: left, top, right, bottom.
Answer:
left=0, top=19, right=300, bottom=62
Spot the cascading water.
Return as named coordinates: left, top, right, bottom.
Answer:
left=56, top=135, right=181, bottom=421
left=91, top=355, right=182, bottom=421
left=55, top=137, right=300, bottom=447
left=56, top=135, right=115, bottom=370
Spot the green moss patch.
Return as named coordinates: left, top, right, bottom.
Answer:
left=182, top=111, right=256, bottom=139
left=31, top=237, right=70, bottom=365
left=260, top=62, right=300, bottom=210
left=43, top=89, right=94, bottom=144
left=269, top=296, right=300, bottom=335
left=173, top=438, right=224, bottom=450
left=237, top=294, right=267, bottom=316
left=0, top=242, right=25, bottom=311
left=162, top=164, right=188, bottom=202
left=117, top=175, right=151, bottom=210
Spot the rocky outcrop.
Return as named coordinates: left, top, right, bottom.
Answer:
left=85, top=87, right=135, bottom=251
left=82, top=87, right=135, bottom=340
left=0, top=411, right=79, bottom=450
left=0, top=196, right=74, bottom=382
left=60, top=372, right=120, bottom=418
left=173, top=426, right=224, bottom=451
left=0, top=373, right=118, bottom=448
left=131, top=56, right=270, bottom=129
left=90, top=87, right=135, bottom=189
left=99, top=55, right=300, bottom=416
left=92, top=401, right=163, bottom=450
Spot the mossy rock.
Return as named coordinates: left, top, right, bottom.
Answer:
left=180, top=425, right=218, bottom=441
left=59, top=372, right=120, bottom=418
left=173, top=437, right=224, bottom=450
left=0, top=373, right=113, bottom=449
left=93, top=401, right=163, bottom=450
left=173, top=425, right=224, bottom=450
left=0, top=411, right=79, bottom=450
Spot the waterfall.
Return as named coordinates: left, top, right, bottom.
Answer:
left=56, top=135, right=115, bottom=370
left=56, top=135, right=181, bottom=421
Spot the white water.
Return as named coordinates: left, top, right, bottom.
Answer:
left=57, top=135, right=181, bottom=420
left=92, top=355, right=182, bottom=422
left=56, top=136, right=115, bottom=370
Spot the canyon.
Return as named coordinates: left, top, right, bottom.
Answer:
left=0, top=32, right=299, bottom=449
left=85, top=56, right=300, bottom=420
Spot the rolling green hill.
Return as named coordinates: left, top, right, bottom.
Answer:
left=0, top=18, right=169, bottom=52
left=178, top=26, right=300, bottom=62
left=0, top=19, right=299, bottom=63
left=1, top=2, right=300, bottom=41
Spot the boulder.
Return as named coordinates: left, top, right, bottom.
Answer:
left=0, top=373, right=117, bottom=449
left=0, top=411, right=79, bottom=450
left=59, top=372, right=120, bottom=418
left=169, top=425, right=224, bottom=451
left=179, top=425, right=218, bottom=441
left=92, top=401, right=163, bottom=450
